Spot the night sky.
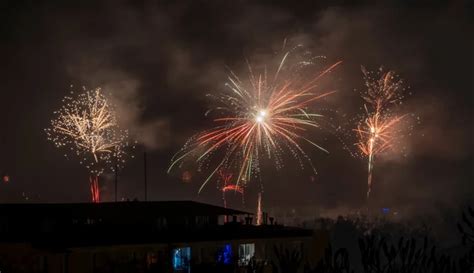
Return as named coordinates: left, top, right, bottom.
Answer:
left=0, top=0, right=472, bottom=215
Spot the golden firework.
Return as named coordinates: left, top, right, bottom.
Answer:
left=46, top=87, right=132, bottom=176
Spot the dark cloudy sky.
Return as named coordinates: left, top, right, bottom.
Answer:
left=0, top=0, right=472, bottom=214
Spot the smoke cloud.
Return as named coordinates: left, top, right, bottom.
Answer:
left=0, top=0, right=471, bottom=208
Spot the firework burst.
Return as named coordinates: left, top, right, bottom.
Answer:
left=46, top=87, right=134, bottom=202
left=169, top=47, right=341, bottom=193
left=218, top=169, right=244, bottom=221
left=355, top=67, right=408, bottom=199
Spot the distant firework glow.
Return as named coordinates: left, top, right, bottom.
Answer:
left=46, top=87, right=133, bottom=202
left=355, top=67, right=408, bottom=200
left=169, top=47, right=341, bottom=193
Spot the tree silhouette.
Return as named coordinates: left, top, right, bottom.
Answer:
left=305, top=244, right=353, bottom=273
left=273, top=245, right=303, bottom=273
left=458, top=206, right=474, bottom=271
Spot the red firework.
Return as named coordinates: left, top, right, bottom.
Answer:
left=218, top=170, right=244, bottom=222
left=89, top=176, right=100, bottom=203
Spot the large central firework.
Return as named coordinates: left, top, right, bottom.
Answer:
left=169, top=48, right=340, bottom=193
left=46, top=87, right=131, bottom=202
left=355, top=67, right=407, bottom=199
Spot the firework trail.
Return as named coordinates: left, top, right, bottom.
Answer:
left=355, top=67, right=407, bottom=199
left=168, top=47, right=341, bottom=193
left=256, top=192, right=263, bottom=226
left=46, top=87, right=133, bottom=202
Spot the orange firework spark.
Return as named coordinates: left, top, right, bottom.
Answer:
left=222, top=184, right=244, bottom=194
left=169, top=47, right=340, bottom=193
left=355, top=67, right=407, bottom=199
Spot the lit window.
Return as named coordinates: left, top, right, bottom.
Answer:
left=217, top=244, right=233, bottom=265
left=238, top=243, right=255, bottom=265
left=173, top=247, right=191, bottom=272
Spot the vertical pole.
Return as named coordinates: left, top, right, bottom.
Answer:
left=64, top=252, right=69, bottom=273
left=92, top=253, right=96, bottom=273
left=115, top=164, right=118, bottom=202
left=144, top=151, right=148, bottom=201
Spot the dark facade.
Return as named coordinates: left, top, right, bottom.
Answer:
left=0, top=201, right=324, bottom=273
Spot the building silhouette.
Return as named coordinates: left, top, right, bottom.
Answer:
left=0, top=201, right=327, bottom=273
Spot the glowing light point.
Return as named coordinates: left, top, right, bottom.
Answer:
left=255, top=109, right=267, bottom=123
